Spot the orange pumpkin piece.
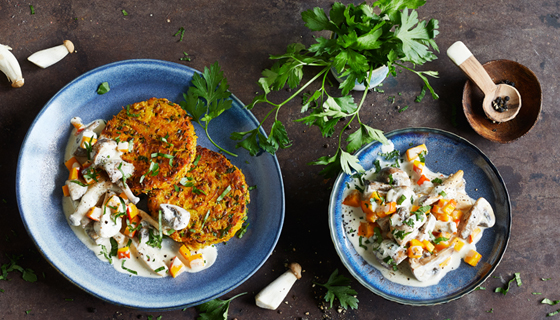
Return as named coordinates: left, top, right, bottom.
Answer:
left=464, top=250, right=482, bottom=266
left=342, top=190, right=362, bottom=207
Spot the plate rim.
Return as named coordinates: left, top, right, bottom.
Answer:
left=16, top=59, right=285, bottom=310
left=328, top=127, right=511, bottom=306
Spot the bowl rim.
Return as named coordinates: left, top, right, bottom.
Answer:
left=328, top=127, right=511, bottom=306
left=462, top=59, right=542, bottom=143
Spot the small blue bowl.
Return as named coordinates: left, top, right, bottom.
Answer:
left=16, top=59, right=285, bottom=310
left=328, top=128, right=511, bottom=305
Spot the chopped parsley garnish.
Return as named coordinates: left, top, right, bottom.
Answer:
left=125, top=105, right=140, bottom=117
left=542, top=298, right=560, bottom=305
left=121, top=9, right=128, bottom=16
left=196, top=292, right=247, bottom=320
left=159, top=134, right=174, bottom=148
left=69, top=180, right=87, bottom=187
left=388, top=174, right=394, bottom=185
left=439, top=190, right=447, bottom=198
left=154, top=266, right=166, bottom=273
left=192, top=186, right=207, bottom=195
left=0, top=255, right=37, bottom=283
left=97, top=82, right=110, bottom=95
left=98, top=245, right=112, bottom=264
left=431, top=177, right=443, bottom=184
left=121, top=260, right=137, bottom=275
left=151, top=152, right=174, bottom=166
left=83, top=136, right=95, bottom=160
left=174, top=185, right=180, bottom=192
left=543, top=278, right=552, bottom=281
left=398, top=105, right=409, bottom=113
left=358, top=237, right=367, bottom=250
left=373, top=227, right=382, bottom=245
left=140, top=161, right=160, bottom=183
left=236, top=221, right=249, bottom=239
left=180, top=51, right=191, bottom=62
left=486, top=308, right=493, bottom=313
left=547, top=310, right=560, bottom=317
left=383, top=256, right=398, bottom=271
left=474, top=286, right=486, bottom=291
left=200, top=210, right=211, bottom=230
left=415, top=85, right=427, bottom=102
left=174, top=27, right=185, bottom=42
left=533, top=292, right=543, bottom=295
left=393, top=230, right=412, bottom=240
left=379, top=150, right=400, bottom=161
left=433, top=236, right=449, bottom=244
left=387, top=96, right=395, bottom=104
left=216, top=186, right=231, bottom=203
left=248, top=185, right=257, bottom=191
left=515, top=272, right=522, bottom=286
left=397, top=195, right=406, bottom=205
left=404, top=218, right=415, bottom=228
left=110, top=238, right=118, bottom=257
left=373, top=159, right=382, bottom=173
left=313, top=269, right=359, bottom=310
left=29, top=5, right=35, bottom=14
left=418, top=150, right=427, bottom=163
left=494, top=273, right=521, bottom=295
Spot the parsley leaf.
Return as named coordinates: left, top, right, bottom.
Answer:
left=97, top=82, right=110, bottom=95
left=542, top=298, right=560, bottom=306
left=180, top=62, right=237, bottom=157
left=174, top=27, right=185, bottom=42
left=314, top=269, right=359, bottom=310
left=196, top=292, right=246, bottom=320
left=495, top=273, right=521, bottom=296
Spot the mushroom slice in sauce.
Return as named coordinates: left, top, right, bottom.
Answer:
left=374, top=240, right=407, bottom=269
left=363, top=181, right=391, bottom=200
left=91, top=138, right=134, bottom=183
left=434, top=220, right=458, bottom=234
left=417, top=213, right=437, bottom=242
left=68, top=178, right=112, bottom=226
left=409, top=246, right=455, bottom=282
left=421, top=170, right=464, bottom=206
left=458, top=197, right=494, bottom=239
left=377, top=167, right=411, bottom=187
left=160, top=204, right=191, bottom=231
left=130, top=239, right=168, bottom=276
left=116, top=180, right=139, bottom=205
left=65, top=180, right=88, bottom=201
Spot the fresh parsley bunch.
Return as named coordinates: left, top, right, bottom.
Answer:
left=232, top=0, right=439, bottom=177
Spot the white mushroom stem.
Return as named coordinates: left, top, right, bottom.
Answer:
left=255, top=263, right=302, bottom=310
left=0, top=44, right=24, bottom=87
left=27, top=40, right=74, bottom=68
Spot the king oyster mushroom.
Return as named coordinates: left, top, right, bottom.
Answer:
left=68, top=178, right=112, bottom=226
left=434, top=220, right=458, bottom=234
left=374, top=240, right=407, bottom=269
left=458, top=197, right=495, bottom=239
left=417, top=213, right=437, bottom=242
left=91, top=138, right=134, bottom=183
left=65, top=179, right=88, bottom=201
left=409, top=246, right=455, bottom=282
left=255, top=263, right=302, bottom=310
left=160, top=204, right=191, bottom=231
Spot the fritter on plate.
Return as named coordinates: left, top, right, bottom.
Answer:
left=148, top=146, right=249, bottom=250
left=102, top=98, right=197, bottom=194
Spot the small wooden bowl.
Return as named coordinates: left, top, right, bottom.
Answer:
left=462, top=60, right=542, bottom=143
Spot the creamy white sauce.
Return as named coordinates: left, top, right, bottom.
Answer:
left=62, top=120, right=217, bottom=278
left=341, top=141, right=485, bottom=287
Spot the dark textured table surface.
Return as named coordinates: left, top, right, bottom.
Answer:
left=1, top=1, right=559, bottom=319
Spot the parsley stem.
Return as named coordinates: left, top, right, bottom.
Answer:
left=204, top=126, right=238, bottom=157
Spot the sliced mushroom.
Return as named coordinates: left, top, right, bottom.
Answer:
left=374, top=240, right=407, bottom=269
left=422, top=170, right=464, bottom=206
left=68, top=178, right=111, bottom=226
left=84, top=222, right=103, bottom=245
left=91, top=138, right=134, bottom=183
left=391, top=209, right=426, bottom=246
left=458, top=197, right=494, bottom=239
left=116, top=180, right=140, bottom=205
left=93, top=205, right=122, bottom=238
left=417, top=213, right=437, bottom=242
left=130, top=240, right=168, bottom=276
left=377, top=167, right=411, bottom=187
left=389, top=207, right=408, bottom=227
left=65, top=180, right=88, bottom=201
left=363, top=180, right=391, bottom=200
left=160, top=204, right=191, bottom=231
left=409, top=246, right=455, bottom=282
left=434, top=220, right=458, bottom=234
left=376, top=216, right=391, bottom=233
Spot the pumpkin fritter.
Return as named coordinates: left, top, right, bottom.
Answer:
left=147, top=146, right=249, bottom=250
left=101, top=98, right=197, bottom=194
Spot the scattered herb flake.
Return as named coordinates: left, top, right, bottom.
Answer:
left=542, top=298, right=560, bottom=305
left=431, top=177, right=443, bottom=184
left=248, top=185, right=257, bottom=191
left=180, top=51, right=191, bottom=62
left=515, top=272, right=522, bottom=286
left=174, top=27, right=185, bottom=41
left=398, top=105, right=409, bottom=113
left=415, top=85, right=427, bottom=102
left=533, top=292, right=543, bottom=295
left=495, top=274, right=519, bottom=296
left=97, top=82, right=110, bottom=95
left=543, top=278, right=552, bottom=281
left=196, top=292, right=246, bottom=320
left=30, top=5, right=35, bottom=14
left=486, top=308, right=493, bottom=313
left=547, top=310, right=560, bottom=317
left=121, top=260, right=138, bottom=275
left=122, top=9, right=128, bottom=16
left=474, top=286, right=486, bottom=291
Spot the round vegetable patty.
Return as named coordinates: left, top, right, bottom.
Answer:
left=101, top=98, right=197, bottom=194
left=147, top=146, right=249, bottom=250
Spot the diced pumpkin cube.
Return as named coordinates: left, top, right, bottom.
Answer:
left=365, top=210, right=378, bottom=223
left=409, top=239, right=424, bottom=248
left=122, top=215, right=141, bottom=237
left=370, top=191, right=384, bottom=204
left=412, top=160, right=424, bottom=175
left=464, top=249, right=482, bottom=266
left=408, top=245, right=423, bottom=258
left=179, top=245, right=191, bottom=261
left=71, top=121, right=85, bottom=131
left=117, top=247, right=130, bottom=259
left=179, top=246, right=204, bottom=268
left=64, top=157, right=80, bottom=171
left=377, top=201, right=397, bottom=218
left=81, top=161, right=92, bottom=170
left=62, top=185, right=70, bottom=197
left=451, top=238, right=465, bottom=252
left=169, top=256, right=186, bottom=278
left=126, top=203, right=138, bottom=220
left=358, top=222, right=376, bottom=238
left=431, top=205, right=444, bottom=215
left=405, top=144, right=428, bottom=162
left=442, top=200, right=457, bottom=215
left=435, top=242, right=450, bottom=252
left=86, top=207, right=103, bottom=221
left=342, top=190, right=361, bottom=207
left=417, top=174, right=430, bottom=185
left=468, top=227, right=482, bottom=243
left=451, top=209, right=463, bottom=221
left=439, top=257, right=451, bottom=268
left=438, top=213, right=452, bottom=222
left=422, top=240, right=435, bottom=253
left=68, top=166, right=80, bottom=180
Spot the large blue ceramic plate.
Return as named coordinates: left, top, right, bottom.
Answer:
left=329, top=128, right=510, bottom=305
left=16, top=60, right=284, bottom=310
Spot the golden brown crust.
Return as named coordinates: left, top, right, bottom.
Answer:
left=147, top=146, right=249, bottom=250
left=102, top=98, right=197, bottom=194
